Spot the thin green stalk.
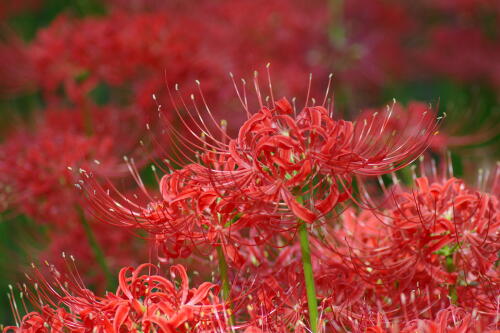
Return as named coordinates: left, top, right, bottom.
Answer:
left=77, top=208, right=113, bottom=289
left=216, top=245, right=234, bottom=326
left=298, top=221, right=319, bottom=333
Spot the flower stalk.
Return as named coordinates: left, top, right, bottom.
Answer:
left=298, top=221, right=319, bottom=333
left=216, top=245, right=234, bottom=326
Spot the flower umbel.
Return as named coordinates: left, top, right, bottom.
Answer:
left=4, top=259, right=228, bottom=332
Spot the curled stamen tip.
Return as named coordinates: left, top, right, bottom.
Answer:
left=254, top=70, right=258, bottom=77
left=30, top=263, right=35, bottom=268
left=229, top=72, right=234, bottom=78
left=67, top=166, right=73, bottom=171
left=8, top=284, right=12, bottom=290
left=70, top=255, right=75, bottom=261
left=329, top=73, right=333, bottom=78
left=61, top=252, right=65, bottom=258
left=175, top=83, right=179, bottom=91
left=94, top=160, right=100, bottom=165
left=195, top=80, right=200, bottom=85
left=146, top=123, right=150, bottom=130
left=266, top=62, right=271, bottom=68
left=190, top=94, right=195, bottom=100
left=221, top=119, right=227, bottom=127
left=392, top=98, right=397, bottom=104
left=123, top=156, right=129, bottom=162
left=152, top=94, right=157, bottom=101
left=78, top=168, right=86, bottom=174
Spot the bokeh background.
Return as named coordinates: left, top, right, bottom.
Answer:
left=0, top=0, right=498, bottom=323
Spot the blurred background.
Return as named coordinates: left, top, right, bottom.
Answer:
left=0, top=0, right=498, bottom=323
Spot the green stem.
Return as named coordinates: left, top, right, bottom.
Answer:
left=216, top=245, right=234, bottom=326
left=77, top=208, right=113, bottom=290
left=298, top=222, right=319, bottom=333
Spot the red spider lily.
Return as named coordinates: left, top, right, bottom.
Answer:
left=81, top=72, right=438, bottom=270
left=313, top=243, right=497, bottom=331
left=0, top=105, right=149, bottom=289
left=321, top=168, right=499, bottom=323
left=4, top=261, right=229, bottom=332
left=312, top=219, right=445, bottom=330
left=177, top=74, right=439, bottom=224
left=385, top=175, right=499, bottom=283
left=0, top=117, right=115, bottom=226
left=0, top=106, right=144, bottom=226
left=219, top=93, right=437, bottom=223
left=84, top=154, right=297, bottom=265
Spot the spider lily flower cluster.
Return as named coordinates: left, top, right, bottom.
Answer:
left=83, top=73, right=439, bottom=262
left=4, top=259, right=235, bottom=332
left=0, top=107, right=149, bottom=288
left=3, top=72, right=499, bottom=332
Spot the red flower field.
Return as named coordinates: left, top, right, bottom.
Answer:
left=0, top=0, right=498, bottom=332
